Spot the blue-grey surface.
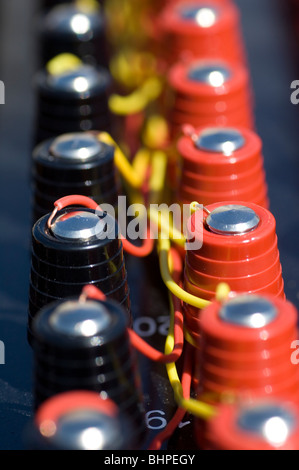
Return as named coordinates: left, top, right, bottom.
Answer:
left=235, top=0, right=299, bottom=308
left=0, top=0, right=299, bottom=450
left=0, top=0, right=38, bottom=449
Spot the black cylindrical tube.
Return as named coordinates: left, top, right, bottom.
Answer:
left=28, top=207, right=131, bottom=338
left=38, top=2, right=109, bottom=68
left=42, top=0, right=73, bottom=8
left=33, top=62, right=112, bottom=145
left=30, top=297, right=147, bottom=443
left=25, top=389, right=145, bottom=450
left=31, top=132, right=120, bottom=223
left=41, top=1, right=104, bottom=9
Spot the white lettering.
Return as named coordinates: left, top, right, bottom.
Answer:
left=126, top=203, right=148, bottom=240
left=94, top=196, right=204, bottom=251
left=145, top=410, right=167, bottom=430
left=0, top=81, right=4, bottom=104
left=291, top=80, right=299, bottom=105
left=0, top=341, right=4, bottom=365
left=147, top=455, right=196, bottom=464
left=290, top=339, right=299, bottom=364
left=104, top=455, right=139, bottom=467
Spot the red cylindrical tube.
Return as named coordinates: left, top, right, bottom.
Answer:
left=166, top=59, right=254, bottom=139
left=185, top=256, right=282, bottom=292
left=179, top=160, right=266, bottom=190
left=202, top=398, right=299, bottom=450
left=157, top=0, right=245, bottom=66
left=197, top=294, right=299, bottom=401
left=183, top=202, right=285, bottom=347
left=186, top=202, right=279, bottom=261
left=179, top=178, right=268, bottom=208
left=186, top=238, right=280, bottom=278
left=192, top=294, right=299, bottom=450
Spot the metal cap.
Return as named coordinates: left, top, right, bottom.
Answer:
left=49, top=133, right=103, bottom=161
left=195, top=128, right=245, bottom=155
left=51, top=210, right=106, bottom=241
left=237, top=403, right=296, bottom=446
left=49, top=409, right=122, bottom=450
left=188, top=64, right=231, bottom=86
left=179, top=5, right=219, bottom=28
left=49, top=300, right=112, bottom=337
left=43, top=5, right=104, bottom=38
left=45, top=64, right=107, bottom=94
left=205, top=205, right=260, bottom=235
left=219, top=295, right=278, bottom=328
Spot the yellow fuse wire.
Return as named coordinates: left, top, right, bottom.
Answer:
left=142, top=115, right=169, bottom=150
left=149, top=209, right=186, bottom=247
left=148, top=150, right=168, bottom=205
left=158, top=238, right=210, bottom=309
left=110, top=50, right=158, bottom=90
left=215, top=282, right=231, bottom=302
left=46, top=54, right=83, bottom=76
left=125, top=147, right=151, bottom=206
left=108, top=76, right=163, bottom=115
left=132, top=147, right=151, bottom=180
left=97, top=132, right=144, bottom=189
left=183, top=327, right=198, bottom=348
left=164, top=255, right=216, bottom=420
left=75, top=0, right=100, bottom=12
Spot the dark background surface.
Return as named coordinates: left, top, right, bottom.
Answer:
left=0, top=0, right=299, bottom=450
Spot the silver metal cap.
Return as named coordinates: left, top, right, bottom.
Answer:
left=237, top=403, right=295, bottom=446
left=50, top=133, right=102, bottom=161
left=205, top=205, right=260, bottom=235
left=44, top=5, right=103, bottom=37
left=188, top=64, right=231, bottom=86
left=49, top=300, right=111, bottom=337
left=50, top=409, right=121, bottom=450
left=47, top=64, right=104, bottom=93
left=51, top=210, right=106, bottom=241
left=219, top=295, right=278, bottom=328
left=195, top=128, right=245, bottom=155
left=180, top=5, right=219, bottom=28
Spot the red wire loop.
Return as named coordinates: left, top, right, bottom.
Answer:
left=146, top=247, right=190, bottom=450
left=80, top=285, right=107, bottom=302
left=147, top=341, right=193, bottom=450
left=77, top=245, right=186, bottom=450
left=35, top=391, right=118, bottom=427
left=128, top=246, right=184, bottom=363
left=79, top=246, right=184, bottom=365
left=49, top=195, right=154, bottom=257
left=54, top=195, right=98, bottom=211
